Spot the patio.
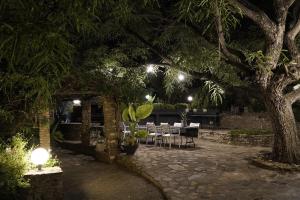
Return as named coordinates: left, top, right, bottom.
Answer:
left=121, top=140, right=300, bottom=200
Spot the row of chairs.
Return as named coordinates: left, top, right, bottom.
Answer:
left=121, top=122, right=198, bottom=148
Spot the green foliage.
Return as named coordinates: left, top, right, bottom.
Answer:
left=122, top=101, right=154, bottom=145
left=122, top=102, right=154, bottom=123
left=0, top=135, right=30, bottom=199
left=0, top=0, right=101, bottom=131
left=163, top=68, right=192, bottom=97
left=229, top=129, right=272, bottom=136
left=153, top=103, right=188, bottom=110
left=245, top=50, right=271, bottom=73
left=193, top=81, right=224, bottom=108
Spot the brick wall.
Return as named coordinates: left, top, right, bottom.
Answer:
left=220, top=113, right=272, bottom=129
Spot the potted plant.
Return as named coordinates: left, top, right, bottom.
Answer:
left=121, top=99, right=154, bottom=155
left=95, top=135, right=106, bottom=152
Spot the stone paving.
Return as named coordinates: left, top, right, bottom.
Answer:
left=56, top=148, right=165, bottom=200
left=128, top=140, right=300, bottom=200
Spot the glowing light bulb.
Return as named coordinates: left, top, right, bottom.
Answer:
left=178, top=74, right=185, bottom=81
left=73, top=99, right=81, bottom=106
left=145, top=94, right=151, bottom=100
left=187, top=96, right=193, bottom=102
left=146, top=64, right=154, bottom=73
left=30, top=148, right=50, bottom=170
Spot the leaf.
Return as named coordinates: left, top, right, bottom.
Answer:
left=134, top=130, right=148, bottom=138
left=128, top=104, right=136, bottom=121
left=122, top=108, right=130, bottom=122
left=135, top=104, right=153, bottom=120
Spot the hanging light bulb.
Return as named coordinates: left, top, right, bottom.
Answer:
left=187, top=96, right=193, bottom=102
left=178, top=73, right=185, bottom=81
left=146, top=64, right=154, bottom=73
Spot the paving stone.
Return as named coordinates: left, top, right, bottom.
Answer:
left=129, top=139, right=300, bottom=200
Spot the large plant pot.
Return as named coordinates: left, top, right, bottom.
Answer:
left=95, top=143, right=105, bottom=152
left=124, top=144, right=139, bottom=155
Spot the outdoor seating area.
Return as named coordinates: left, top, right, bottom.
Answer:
left=120, top=122, right=200, bottom=148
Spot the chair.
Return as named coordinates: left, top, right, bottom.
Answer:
left=160, top=124, right=174, bottom=148
left=189, top=123, right=200, bottom=127
left=146, top=123, right=162, bottom=145
left=160, top=122, right=169, bottom=125
left=171, top=122, right=182, bottom=148
left=121, top=122, right=131, bottom=141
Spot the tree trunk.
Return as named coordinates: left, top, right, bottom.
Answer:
left=81, top=100, right=91, bottom=146
left=103, top=96, right=119, bottom=161
left=38, top=108, right=51, bottom=150
left=263, top=91, right=300, bottom=163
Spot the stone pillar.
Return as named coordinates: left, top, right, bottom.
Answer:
left=81, top=100, right=91, bottom=146
left=39, top=109, right=51, bottom=150
left=103, top=96, right=119, bottom=161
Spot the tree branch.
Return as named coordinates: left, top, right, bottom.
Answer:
left=125, top=27, right=175, bottom=66
left=230, top=0, right=276, bottom=40
left=286, top=88, right=300, bottom=104
left=214, top=3, right=253, bottom=76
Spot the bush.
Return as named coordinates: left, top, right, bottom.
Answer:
left=0, top=135, right=30, bottom=199
left=229, top=129, right=272, bottom=136
left=174, top=103, right=188, bottom=110
left=153, top=103, right=177, bottom=110
left=0, top=134, right=60, bottom=199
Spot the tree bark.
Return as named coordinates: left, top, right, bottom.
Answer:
left=263, top=90, right=300, bottom=163
left=38, top=108, right=51, bottom=150
left=81, top=100, right=91, bottom=146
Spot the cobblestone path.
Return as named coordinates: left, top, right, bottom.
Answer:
left=130, top=140, right=300, bottom=200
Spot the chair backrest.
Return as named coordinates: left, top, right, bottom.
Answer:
left=160, top=124, right=170, bottom=134
left=189, top=123, right=200, bottom=127
left=173, top=122, right=182, bottom=127
left=146, top=123, right=157, bottom=132
left=160, top=122, right=169, bottom=125
left=121, top=122, right=128, bottom=131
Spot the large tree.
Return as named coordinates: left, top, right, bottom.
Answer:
left=97, top=0, right=300, bottom=163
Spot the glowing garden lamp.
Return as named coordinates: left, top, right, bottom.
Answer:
left=30, top=147, right=50, bottom=171
left=187, top=96, right=193, bottom=102
left=178, top=73, right=185, bottom=81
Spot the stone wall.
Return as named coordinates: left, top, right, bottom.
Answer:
left=202, top=132, right=273, bottom=147
left=21, top=167, right=63, bottom=200
left=220, top=113, right=272, bottom=130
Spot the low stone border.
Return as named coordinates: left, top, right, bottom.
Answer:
left=251, top=155, right=300, bottom=172
left=201, top=132, right=273, bottom=147
left=116, top=155, right=168, bottom=200
left=20, top=167, right=63, bottom=200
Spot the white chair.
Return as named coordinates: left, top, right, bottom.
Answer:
left=171, top=122, right=182, bottom=148
left=189, top=122, right=200, bottom=141
left=189, top=123, right=200, bottom=127
left=160, top=124, right=173, bottom=148
left=146, top=123, right=162, bottom=145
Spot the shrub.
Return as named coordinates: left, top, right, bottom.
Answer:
left=229, top=129, right=272, bottom=136
left=153, top=103, right=176, bottom=110
left=0, top=135, right=31, bottom=199
left=175, top=103, right=188, bottom=110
